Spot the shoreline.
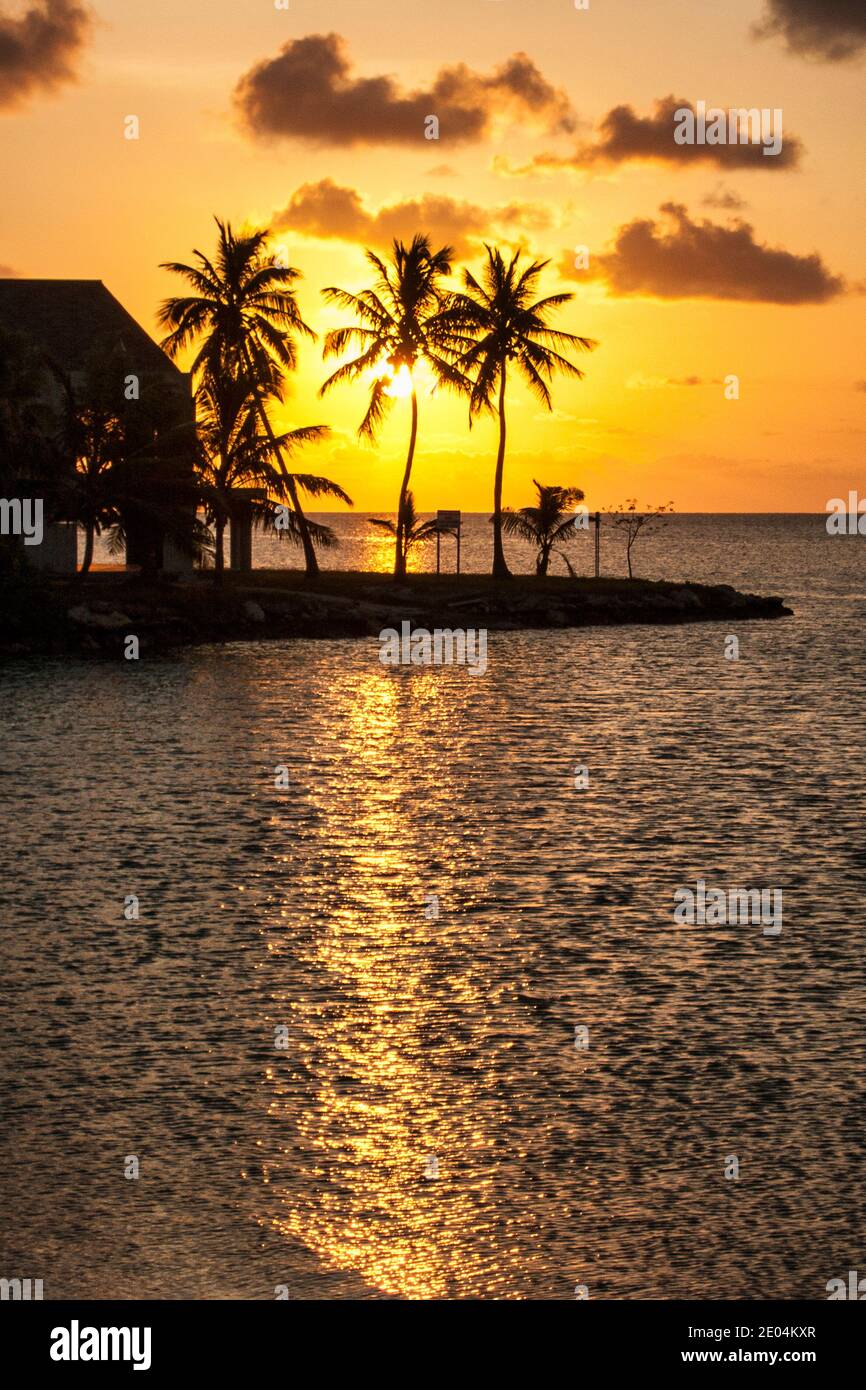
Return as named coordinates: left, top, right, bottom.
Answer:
left=0, top=571, right=793, bottom=659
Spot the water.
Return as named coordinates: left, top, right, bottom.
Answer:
left=83, top=506, right=853, bottom=584
left=2, top=515, right=865, bottom=1300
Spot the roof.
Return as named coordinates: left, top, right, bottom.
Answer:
left=0, top=279, right=189, bottom=388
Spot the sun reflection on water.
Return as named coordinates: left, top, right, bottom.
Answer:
left=253, top=669, right=550, bottom=1298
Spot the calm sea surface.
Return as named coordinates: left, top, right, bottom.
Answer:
left=2, top=515, right=865, bottom=1299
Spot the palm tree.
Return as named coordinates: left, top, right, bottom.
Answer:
left=195, top=366, right=350, bottom=581
left=500, top=481, right=586, bottom=576
left=320, top=235, right=464, bottom=576
left=54, top=367, right=208, bottom=577
left=369, top=490, right=442, bottom=571
left=159, top=218, right=346, bottom=577
left=58, top=397, right=125, bottom=575
left=449, top=246, right=596, bottom=578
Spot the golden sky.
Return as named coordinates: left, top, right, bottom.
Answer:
left=1, top=0, right=864, bottom=511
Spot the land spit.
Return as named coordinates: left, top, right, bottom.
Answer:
left=0, top=569, right=793, bottom=659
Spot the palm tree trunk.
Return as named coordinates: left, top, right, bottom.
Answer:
left=79, top=521, right=94, bottom=576
left=492, top=367, right=511, bottom=578
left=243, top=349, right=319, bottom=578
left=394, top=388, right=418, bottom=578
left=537, top=544, right=551, bottom=577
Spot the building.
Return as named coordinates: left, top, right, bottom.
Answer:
left=0, top=278, right=195, bottom=573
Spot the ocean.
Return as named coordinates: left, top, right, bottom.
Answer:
left=2, top=514, right=865, bottom=1299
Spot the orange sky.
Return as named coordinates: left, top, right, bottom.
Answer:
left=1, top=0, right=864, bottom=511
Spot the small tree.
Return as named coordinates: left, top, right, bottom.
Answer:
left=369, top=490, right=441, bottom=571
left=500, top=480, right=586, bottom=576
left=605, top=499, right=674, bottom=579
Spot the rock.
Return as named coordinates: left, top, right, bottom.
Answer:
left=667, top=587, right=703, bottom=610
left=298, top=599, right=327, bottom=621
left=242, top=600, right=266, bottom=623
left=67, top=605, right=132, bottom=629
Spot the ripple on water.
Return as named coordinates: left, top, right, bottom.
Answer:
left=1, top=536, right=866, bottom=1297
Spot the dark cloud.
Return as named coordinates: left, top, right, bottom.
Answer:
left=755, top=1, right=866, bottom=61
left=0, top=265, right=17, bottom=277
left=562, top=202, right=845, bottom=304
left=234, top=32, right=574, bottom=146
left=0, top=1, right=90, bottom=110
left=702, top=184, right=749, bottom=211
left=626, top=374, right=724, bottom=389
left=273, top=179, right=551, bottom=258
left=522, top=96, right=802, bottom=172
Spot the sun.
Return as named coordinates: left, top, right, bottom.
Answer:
left=366, top=357, right=435, bottom=399
left=381, top=362, right=413, bottom=398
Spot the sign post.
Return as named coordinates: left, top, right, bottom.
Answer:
left=436, top=510, right=461, bottom=574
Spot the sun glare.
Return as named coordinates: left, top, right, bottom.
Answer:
left=382, top=362, right=413, bottom=398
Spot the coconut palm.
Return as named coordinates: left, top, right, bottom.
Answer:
left=57, top=397, right=126, bottom=575
left=159, top=218, right=347, bottom=576
left=195, top=366, right=349, bottom=581
left=500, top=481, right=586, bottom=576
left=369, top=490, right=442, bottom=571
left=53, top=364, right=208, bottom=577
left=449, top=246, right=596, bottom=578
left=320, top=235, right=465, bottom=576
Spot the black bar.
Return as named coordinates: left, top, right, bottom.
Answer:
left=5, top=1296, right=861, bottom=1376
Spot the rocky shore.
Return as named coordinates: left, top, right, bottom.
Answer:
left=0, top=570, right=793, bottom=659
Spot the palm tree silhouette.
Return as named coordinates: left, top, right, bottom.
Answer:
left=159, top=218, right=345, bottom=577
left=369, top=490, right=442, bottom=571
left=320, top=235, right=464, bottom=576
left=500, top=480, right=586, bottom=576
left=58, top=394, right=125, bottom=575
left=450, top=246, right=596, bottom=578
left=195, top=365, right=348, bottom=581
left=53, top=353, right=207, bottom=576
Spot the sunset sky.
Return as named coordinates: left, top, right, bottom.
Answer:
left=1, top=0, right=864, bottom=511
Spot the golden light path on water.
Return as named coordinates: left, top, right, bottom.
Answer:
left=256, top=671, right=527, bottom=1298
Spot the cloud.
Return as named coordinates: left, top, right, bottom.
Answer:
left=0, top=264, right=17, bottom=277
left=0, top=1, right=90, bottom=110
left=856, top=381, right=866, bottom=392
left=562, top=203, right=846, bottom=304
left=272, top=179, right=553, bottom=258
left=626, top=373, right=724, bottom=389
left=755, top=1, right=866, bottom=61
left=519, top=96, right=803, bottom=172
left=234, top=32, right=575, bottom=146
left=702, top=184, right=749, bottom=211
